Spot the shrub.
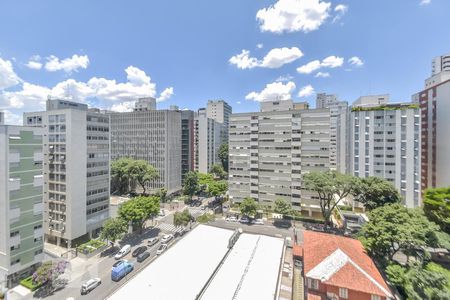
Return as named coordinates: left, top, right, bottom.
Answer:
left=339, top=205, right=353, bottom=211
left=20, top=276, right=43, bottom=291
left=197, top=214, right=215, bottom=223
left=77, top=239, right=107, bottom=253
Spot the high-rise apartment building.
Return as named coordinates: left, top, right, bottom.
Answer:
left=194, top=109, right=221, bottom=174
left=206, top=100, right=232, bottom=144
left=108, top=106, right=182, bottom=195
left=316, top=93, right=349, bottom=173
left=412, top=54, right=450, bottom=190
left=24, top=100, right=110, bottom=248
left=350, top=103, right=421, bottom=208
left=181, top=110, right=195, bottom=182
left=134, top=97, right=156, bottom=111
left=229, top=107, right=331, bottom=217
left=0, top=125, right=44, bottom=288
left=352, top=94, right=389, bottom=108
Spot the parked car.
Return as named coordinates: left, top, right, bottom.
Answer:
left=111, top=260, right=133, bottom=281
left=147, top=237, right=159, bottom=247
left=137, top=251, right=151, bottom=263
left=156, top=244, right=168, bottom=255
left=112, top=259, right=127, bottom=269
left=226, top=216, right=237, bottom=222
left=114, top=244, right=131, bottom=260
left=80, top=278, right=101, bottom=295
left=161, top=234, right=173, bottom=244
left=252, top=219, right=264, bottom=225
left=174, top=227, right=186, bottom=237
left=239, top=216, right=250, bottom=224
left=132, top=246, right=148, bottom=257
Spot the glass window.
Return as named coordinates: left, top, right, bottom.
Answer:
left=339, top=288, right=348, bottom=299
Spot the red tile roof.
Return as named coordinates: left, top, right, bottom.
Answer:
left=302, top=230, right=392, bottom=298
left=293, top=245, right=303, bottom=257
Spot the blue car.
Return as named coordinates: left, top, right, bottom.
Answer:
left=111, top=260, right=134, bottom=281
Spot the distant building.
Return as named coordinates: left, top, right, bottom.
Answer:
left=260, top=100, right=294, bottom=112
left=412, top=53, right=450, bottom=191
left=194, top=108, right=221, bottom=174
left=206, top=100, right=232, bottom=144
left=229, top=108, right=331, bottom=216
left=0, top=111, right=4, bottom=125
left=350, top=103, right=421, bottom=208
left=181, top=110, right=195, bottom=182
left=108, top=103, right=182, bottom=195
left=316, top=93, right=338, bottom=109
left=298, top=231, right=393, bottom=300
left=0, top=125, right=44, bottom=288
left=293, top=101, right=309, bottom=110
left=134, top=97, right=156, bottom=111
left=24, top=99, right=110, bottom=248
left=353, top=94, right=389, bottom=108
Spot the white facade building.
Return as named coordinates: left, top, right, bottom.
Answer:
left=229, top=108, right=331, bottom=216
left=350, top=103, right=421, bottom=208
left=352, top=94, right=389, bottom=108
left=24, top=100, right=110, bottom=247
left=206, top=100, right=232, bottom=144
left=194, top=109, right=222, bottom=174
left=0, top=111, right=4, bottom=125
left=134, top=97, right=156, bottom=111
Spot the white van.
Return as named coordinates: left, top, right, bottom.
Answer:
left=114, top=244, right=131, bottom=260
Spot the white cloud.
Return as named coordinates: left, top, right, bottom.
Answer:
left=298, top=84, right=314, bottom=97
left=297, top=55, right=344, bottom=74
left=275, top=74, right=294, bottom=82
left=256, top=0, right=331, bottom=33
left=321, top=55, right=344, bottom=68
left=348, top=56, right=364, bottom=66
left=44, top=54, right=89, bottom=73
left=256, top=43, right=264, bottom=49
left=333, top=4, right=348, bottom=23
left=230, top=47, right=303, bottom=69
left=229, top=50, right=260, bottom=69
left=420, top=0, right=431, bottom=5
left=2, top=110, right=22, bottom=125
left=157, top=87, right=174, bottom=102
left=236, top=101, right=241, bottom=104
left=296, top=60, right=321, bottom=74
left=245, top=81, right=296, bottom=102
left=315, top=71, right=330, bottom=78
left=0, top=57, right=21, bottom=89
left=1, top=82, right=49, bottom=110
left=260, top=47, right=303, bottom=68
left=26, top=61, right=43, bottom=70
left=111, top=101, right=135, bottom=112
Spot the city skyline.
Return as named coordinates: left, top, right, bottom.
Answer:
left=1, top=0, right=450, bottom=125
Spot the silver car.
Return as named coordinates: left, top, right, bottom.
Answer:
left=80, top=278, right=101, bottom=295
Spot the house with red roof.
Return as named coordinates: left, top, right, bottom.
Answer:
left=298, top=231, right=393, bottom=300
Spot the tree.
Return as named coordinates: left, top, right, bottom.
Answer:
left=173, top=209, right=193, bottom=227
left=353, top=176, right=401, bottom=210
left=111, top=157, right=133, bottom=194
left=303, top=171, right=359, bottom=228
left=274, top=198, right=293, bottom=217
left=32, top=260, right=68, bottom=290
left=99, top=218, right=128, bottom=246
left=240, top=197, right=258, bottom=217
left=158, top=188, right=168, bottom=203
left=183, top=171, right=199, bottom=201
left=209, top=180, right=228, bottom=200
left=210, top=164, right=227, bottom=180
left=359, top=204, right=440, bottom=265
left=128, top=160, right=159, bottom=194
left=423, top=187, right=450, bottom=234
left=218, top=143, right=229, bottom=172
left=118, top=196, right=160, bottom=232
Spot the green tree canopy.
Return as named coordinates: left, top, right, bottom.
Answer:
left=32, top=260, right=68, bottom=288
left=210, top=164, right=227, bottom=180
left=183, top=171, right=199, bottom=201
left=111, top=157, right=134, bottom=194
left=359, top=204, right=440, bottom=265
left=158, top=188, right=168, bottom=203
left=118, top=196, right=160, bottom=232
left=353, top=176, right=401, bottom=210
left=423, top=187, right=450, bottom=234
left=209, top=180, right=228, bottom=199
left=173, top=209, right=193, bottom=227
left=240, top=197, right=258, bottom=217
left=274, top=198, right=293, bottom=217
left=99, top=217, right=128, bottom=245
left=218, top=143, right=229, bottom=172
left=303, top=171, right=359, bottom=228
left=128, top=159, right=159, bottom=194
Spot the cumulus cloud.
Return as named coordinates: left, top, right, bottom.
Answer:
left=111, top=101, right=135, bottom=112
left=157, top=87, right=174, bottom=102
left=44, top=54, right=89, bottom=73
left=275, top=74, right=294, bottom=82
left=348, top=56, right=364, bottom=66
left=297, top=55, right=344, bottom=74
left=420, top=0, right=431, bottom=5
left=315, top=71, right=330, bottom=78
left=256, top=0, right=331, bottom=33
left=298, top=84, right=315, bottom=97
left=25, top=56, right=43, bottom=70
left=245, top=81, right=296, bottom=102
left=0, top=57, right=21, bottom=89
left=256, top=43, right=264, bottom=49
left=2, top=110, right=22, bottom=125
left=230, top=47, right=303, bottom=69
left=333, top=4, right=348, bottom=23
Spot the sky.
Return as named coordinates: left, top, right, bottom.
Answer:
left=0, top=0, right=449, bottom=124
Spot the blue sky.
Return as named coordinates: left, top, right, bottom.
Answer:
left=0, top=0, right=449, bottom=124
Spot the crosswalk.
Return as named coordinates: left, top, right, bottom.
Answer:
left=156, top=222, right=178, bottom=233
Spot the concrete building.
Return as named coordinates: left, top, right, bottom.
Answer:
left=24, top=100, right=110, bottom=248
left=134, top=97, right=156, bottom=111
left=194, top=109, right=221, bottom=174
left=0, top=125, right=44, bottom=287
left=293, top=101, right=309, bottom=110
left=260, top=100, right=294, bottom=112
left=350, top=103, right=421, bottom=208
left=0, top=111, right=4, bottom=125
left=432, top=53, right=450, bottom=75
left=412, top=54, right=450, bottom=191
left=206, top=100, right=232, bottom=144
left=229, top=108, right=331, bottom=216
left=316, top=93, right=349, bottom=173
left=108, top=106, right=182, bottom=195
left=181, top=110, right=195, bottom=182
left=352, top=94, right=389, bottom=108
